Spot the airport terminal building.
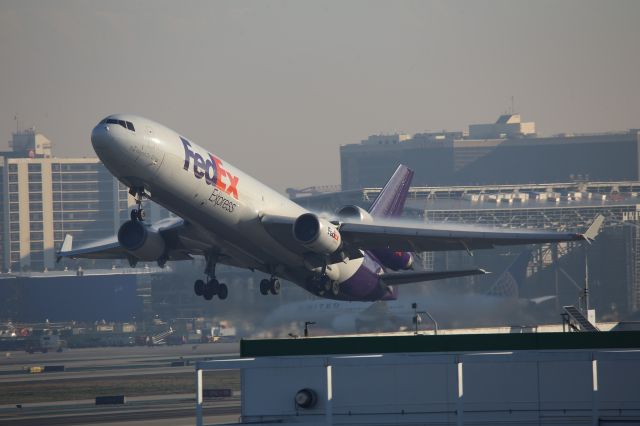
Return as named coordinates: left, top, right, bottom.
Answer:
left=340, top=114, right=640, bottom=189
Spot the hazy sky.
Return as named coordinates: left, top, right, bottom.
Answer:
left=1, top=0, right=638, bottom=191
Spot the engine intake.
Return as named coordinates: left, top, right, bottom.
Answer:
left=293, top=213, right=342, bottom=255
left=117, top=220, right=166, bottom=261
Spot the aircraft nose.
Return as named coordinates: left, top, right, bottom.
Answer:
left=91, top=121, right=111, bottom=154
left=91, top=119, right=131, bottom=167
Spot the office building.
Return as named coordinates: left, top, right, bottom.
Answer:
left=0, top=128, right=136, bottom=272
left=340, top=114, right=640, bottom=189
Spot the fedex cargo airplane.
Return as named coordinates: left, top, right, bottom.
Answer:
left=58, top=114, right=603, bottom=302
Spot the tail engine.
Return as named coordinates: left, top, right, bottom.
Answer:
left=336, top=205, right=373, bottom=223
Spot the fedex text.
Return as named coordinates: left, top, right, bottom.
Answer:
left=181, top=137, right=239, bottom=200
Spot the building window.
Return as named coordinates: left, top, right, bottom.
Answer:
left=10, top=232, right=19, bottom=241
left=9, top=214, right=19, bottom=222
left=30, top=232, right=43, bottom=241
left=9, top=203, right=19, bottom=212
left=10, top=223, right=19, bottom=232
left=9, top=184, right=18, bottom=193
left=29, top=193, right=43, bottom=202
left=28, top=164, right=41, bottom=172
left=30, top=252, right=44, bottom=262
left=10, top=243, right=20, bottom=252
left=28, top=173, right=42, bottom=182
left=9, top=193, right=18, bottom=202
left=29, top=202, right=43, bottom=211
left=10, top=253, right=20, bottom=262
left=29, top=213, right=43, bottom=221
left=30, top=222, right=43, bottom=231
left=30, top=242, right=43, bottom=251
left=8, top=174, right=17, bottom=183
left=28, top=183, right=42, bottom=192
left=52, top=163, right=60, bottom=172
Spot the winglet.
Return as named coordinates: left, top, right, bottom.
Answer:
left=582, top=214, right=604, bottom=242
left=57, top=234, right=73, bottom=262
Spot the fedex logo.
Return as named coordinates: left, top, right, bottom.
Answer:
left=181, top=137, right=239, bottom=200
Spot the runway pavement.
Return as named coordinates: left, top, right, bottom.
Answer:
left=0, top=343, right=242, bottom=425
left=0, top=342, right=240, bottom=382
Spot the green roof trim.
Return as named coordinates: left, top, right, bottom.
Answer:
left=241, top=331, right=640, bottom=358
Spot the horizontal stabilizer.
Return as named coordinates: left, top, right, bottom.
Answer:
left=381, top=268, right=488, bottom=286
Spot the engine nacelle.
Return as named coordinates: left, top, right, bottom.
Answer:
left=117, top=220, right=166, bottom=261
left=372, top=250, right=414, bottom=271
left=336, top=205, right=373, bottom=223
left=293, top=213, right=342, bottom=255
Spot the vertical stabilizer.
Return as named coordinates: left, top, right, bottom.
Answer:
left=485, top=250, right=531, bottom=298
left=368, top=164, right=414, bottom=218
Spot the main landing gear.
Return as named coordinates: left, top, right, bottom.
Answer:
left=129, top=186, right=147, bottom=222
left=193, top=253, right=228, bottom=301
left=260, top=277, right=281, bottom=296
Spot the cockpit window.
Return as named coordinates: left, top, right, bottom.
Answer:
left=105, top=118, right=135, bottom=132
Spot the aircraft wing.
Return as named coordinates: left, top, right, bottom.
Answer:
left=58, top=235, right=126, bottom=260
left=380, top=268, right=488, bottom=285
left=338, top=214, right=604, bottom=253
left=57, top=217, right=199, bottom=262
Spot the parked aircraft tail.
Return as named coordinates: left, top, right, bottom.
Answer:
left=485, top=250, right=531, bottom=299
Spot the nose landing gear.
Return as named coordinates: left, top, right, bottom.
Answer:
left=193, top=252, right=229, bottom=301
left=129, top=187, right=147, bottom=222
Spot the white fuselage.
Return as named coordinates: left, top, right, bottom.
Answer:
left=91, top=115, right=363, bottom=286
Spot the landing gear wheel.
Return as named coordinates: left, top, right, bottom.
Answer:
left=331, top=281, right=340, bottom=296
left=218, top=283, right=228, bottom=300
left=260, top=279, right=271, bottom=295
left=270, top=278, right=281, bottom=295
left=203, top=279, right=217, bottom=300
left=194, top=279, right=205, bottom=296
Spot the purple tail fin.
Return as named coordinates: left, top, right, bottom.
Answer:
left=368, top=164, right=414, bottom=218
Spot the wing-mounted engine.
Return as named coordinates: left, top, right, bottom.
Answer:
left=371, top=250, right=413, bottom=271
left=336, top=205, right=373, bottom=223
left=293, top=213, right=342, bottom=255
left=117, top=220, right=166, bottom=261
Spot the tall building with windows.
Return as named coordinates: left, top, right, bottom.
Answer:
left=0, top=129, right=138, bottom=272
